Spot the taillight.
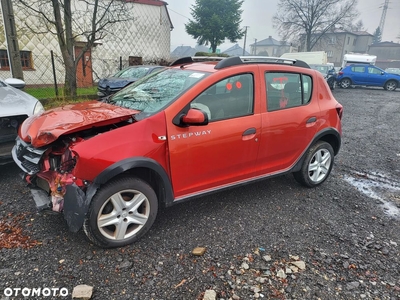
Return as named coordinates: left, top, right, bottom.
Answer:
left=336, top=104, right=343, bottom=120
left=338, top=71, right=344, bottom=75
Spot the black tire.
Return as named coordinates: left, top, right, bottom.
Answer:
left=384, top=80, right=397, bottom=91
left=339, top=78, right=352, bottom=89
left=293, top=141, right=334, bottom=188
left=328, top=78, right=336, bottom=91
left=83, top=176, right=158, bottom=248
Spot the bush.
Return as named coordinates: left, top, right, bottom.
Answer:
left=194, top=52, right=229, bottom=57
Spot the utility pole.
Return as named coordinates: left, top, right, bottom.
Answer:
left=242, top=26, right=249, bottom=56
left=378, top=0, right=389, bottom=38
left=1, top=0, right=24, bottom=80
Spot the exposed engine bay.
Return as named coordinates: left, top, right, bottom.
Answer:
left=15, top=118, right=133, bottom=213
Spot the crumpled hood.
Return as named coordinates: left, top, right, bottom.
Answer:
left=20, top=100, right=139, bottom=148
left=0, top=85, right=40, bottom=117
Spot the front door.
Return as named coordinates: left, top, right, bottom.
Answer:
left=366, top=66, right=386, bottom=86
left=75, top=47, right=93, bottom=88
left=167, top=73, right=261, bottom=199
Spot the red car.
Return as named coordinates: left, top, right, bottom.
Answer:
left=12, top=56, right=343, bottom=248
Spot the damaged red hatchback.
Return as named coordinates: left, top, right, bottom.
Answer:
left=13, top=56, right=343, bottom=248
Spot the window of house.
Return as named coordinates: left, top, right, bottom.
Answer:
left=347, top=37, right=350, bottom=45
left=265, top=72, right=312, bottom=111
left=327, top=50, right=334, bottom=58
left=191, top=74, right=254, bottom=121
left=0, top=49, right=33, bottom=70
left=329, top=36, right=336, bottom=44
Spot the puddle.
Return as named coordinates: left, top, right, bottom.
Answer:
left=344, top=171, right=400, bottom=218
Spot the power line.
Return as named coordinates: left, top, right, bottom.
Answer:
left=168, top=8, right=190, bottom=20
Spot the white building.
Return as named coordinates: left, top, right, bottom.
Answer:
left=0, top=0, right=173, bottom=87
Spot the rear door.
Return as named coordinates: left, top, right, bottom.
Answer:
left=255, top=68, right=319, bottom=175
left=348, top=65, right=367, bottom=85
left=166, top=71, right=262, bottom=199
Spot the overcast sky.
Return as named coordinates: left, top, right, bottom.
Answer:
left=166, top=0, right=400, bottom=52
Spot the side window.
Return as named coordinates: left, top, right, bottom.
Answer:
left=352, top=66, right=365, bottom=73
left=191, top=74, right=254, bottom=121
left=266, top=72, right=311, bottom=111
left=368, top=67, right=381, bottom=74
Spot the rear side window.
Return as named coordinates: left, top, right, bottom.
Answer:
left=265, top=72, right=312, bottom=111
left=351, top=66, right=365, bottom=73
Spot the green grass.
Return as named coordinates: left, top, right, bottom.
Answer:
left=24, top=86, right=99, bottom=110
left=24, top=86, right=98, bottom=99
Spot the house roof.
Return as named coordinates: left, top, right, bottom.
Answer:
left=171, top=46, right=197, bottom=58
left=323, top=29, right=373, bottom=36
left=195, top=44, right=209, bottom=52
left=222, top=44, right=250, bottom=56
left=351, top=31, right=373, bottom=36
left=369, top=41, right=400, bottom=47
left=128, top=0, right=167, bottom=6
left=249, top=36, right=290, bottom=47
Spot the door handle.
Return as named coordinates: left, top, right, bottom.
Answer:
left=243, top=128, right=256, bottom=136
left=306, top=117, right=317, bottom=124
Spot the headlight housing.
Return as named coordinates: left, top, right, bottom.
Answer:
left=33, top=101, right=45, bottom=115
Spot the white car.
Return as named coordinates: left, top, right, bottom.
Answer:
left=0, top=78, right=44, bottom=165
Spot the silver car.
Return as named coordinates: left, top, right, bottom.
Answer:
left=0, top=78, right=44, bottom=165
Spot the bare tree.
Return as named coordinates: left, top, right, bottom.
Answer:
left=273, top=0, right=359, bottom=51
left=15, top=0, right=134, bottom=97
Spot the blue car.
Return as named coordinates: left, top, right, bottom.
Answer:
left=337, top=64, right=400, bottom=91
left=97, top=65, right=165, bottom=97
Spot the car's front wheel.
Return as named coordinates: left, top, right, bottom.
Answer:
left=384, top=80, right=398, bottom=91
left=293, top=141, right=334, bottom=188
left=328, top=77, right=336, bottom=90
left=83, top=176, right=158, bottom=248
left=339, top=78, right=352, bottom=89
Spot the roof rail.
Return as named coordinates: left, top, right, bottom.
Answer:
left=214, top=56, right=310, bottom=69
left=170, top=56, right=225, bottom=66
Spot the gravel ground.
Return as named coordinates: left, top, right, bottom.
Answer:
left=1, top=87, right=400, bottom=300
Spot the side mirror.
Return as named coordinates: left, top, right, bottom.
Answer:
left=181, top=108, right=208, bottom=126
left=5, top=78, right=26, bottom=89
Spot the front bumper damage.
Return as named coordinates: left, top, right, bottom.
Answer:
left=12, top=137, right=94, bottom=232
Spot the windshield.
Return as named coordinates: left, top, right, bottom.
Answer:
left=109, top=68, right=209, bottom=117
left=114, top=67, right=150, bottom=78
left=310, top=65, right=329, bottom=74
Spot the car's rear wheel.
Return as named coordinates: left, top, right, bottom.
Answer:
left=384, top=80, right=397, bottom=91
left=293, top=141, right=334, bottom=188
left=339, top=78, right=352, bottom=89
left=83, top=176, right=158, bottom=248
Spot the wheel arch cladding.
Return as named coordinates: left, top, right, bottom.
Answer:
left=64, top=157, right=174, bottom=232
left=292, top=128, right=341, bottom=173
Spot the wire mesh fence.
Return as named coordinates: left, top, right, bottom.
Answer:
left=0, top=0, right=173, bottom=100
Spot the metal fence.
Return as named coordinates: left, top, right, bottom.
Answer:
left=0, top=0, right=173, bottom=99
